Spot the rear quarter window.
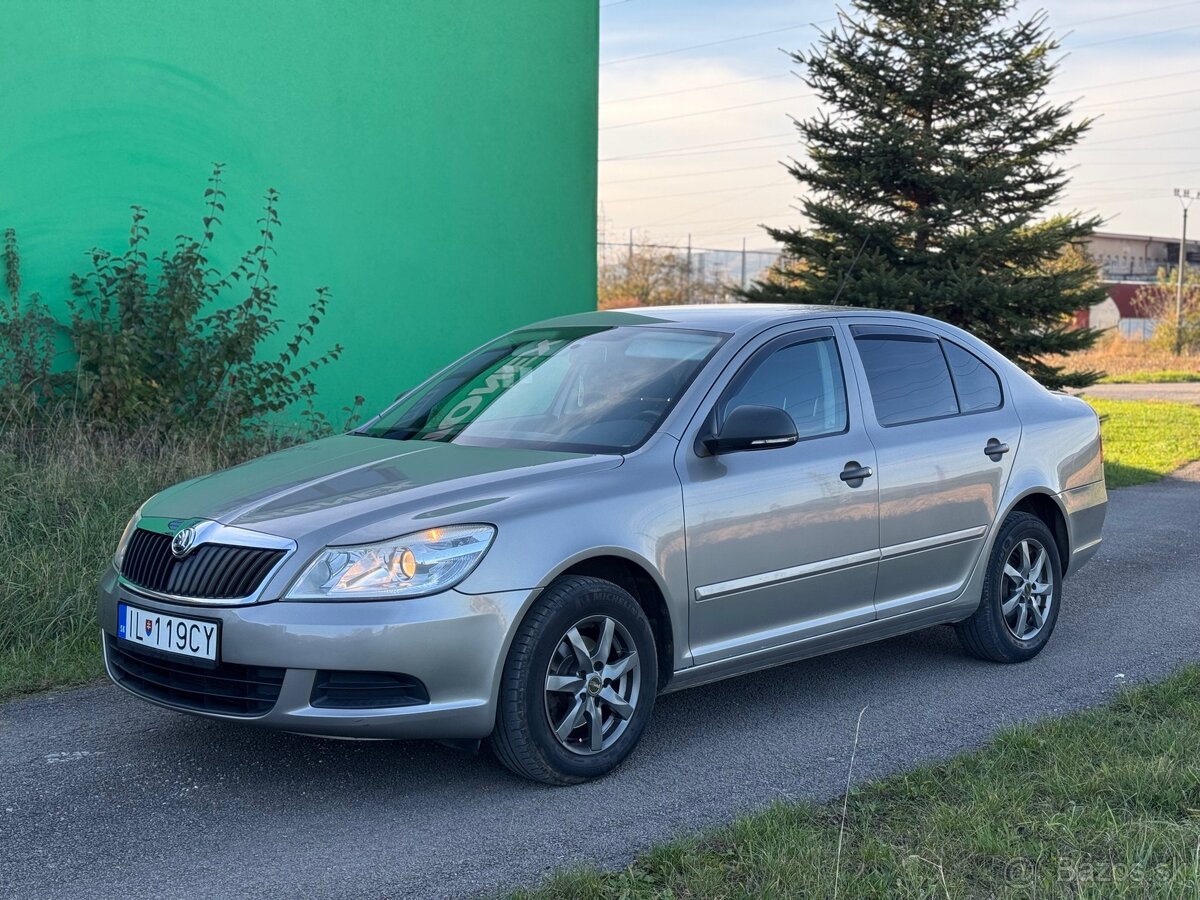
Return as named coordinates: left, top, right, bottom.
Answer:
left=942, top=341, right=1002, bottom=413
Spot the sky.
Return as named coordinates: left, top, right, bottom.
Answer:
left=597, top=0, right=1200, bottom=252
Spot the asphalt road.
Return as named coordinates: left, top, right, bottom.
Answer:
left=4, top=466, right=1200, bottom=899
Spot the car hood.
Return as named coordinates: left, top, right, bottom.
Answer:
left=141, top=434, right=620, bottom=542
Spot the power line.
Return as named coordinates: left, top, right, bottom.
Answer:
left=1072, top=146, right=1200, bottom=153
left=1050, top=67, right=1200, bottom=96
left=602, top=164, right=1200, bottom=212
left=600, top=24, right=811, bottom=66
left=641, top=210, right=795, bottom=228
left=600, top=78, right=1200, bottom=135
left=598, top=69, right=1200, bottom=162
left=602, top=73, right=790, bottom=105
left=1087, top=107, right=1200, bottom=130
left=1084, top=123, right=1200, bottom=146
left=1077, top=86, right=1200, bottom=110
left=1071, top=20, right=1200, bottom=49
left=601, top=92, right=811, bottom=130
left=602, top=180, right=789, bottom=203
left=602, top=163, right=781, bottom=184
left=597, top=4, right=1200, bottom=109
left=608, top=140, right=799, bottom=163
left=1073, top=166, right=1200, bottom=188
left=1059, top=0, right=1200, bottom=29
left=600, top=131, right=795, bottom=161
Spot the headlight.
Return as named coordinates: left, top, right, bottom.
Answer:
left=285, top=524, right=496, bottom=600
left=112, top=509, right=142, bottom=570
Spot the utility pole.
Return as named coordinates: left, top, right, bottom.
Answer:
left=740, top=238, right=747, bottom=290
left=627, top=229, right=634, bottom=269
left=686, top=234, right=693, bottom=303
left=1173, top=188, right=1195, bottom=356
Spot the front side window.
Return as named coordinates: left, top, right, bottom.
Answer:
left=852, top=329, right=958, bottom=426
left=358, top=326, right=724, bottom=453
left=719, top=332, right=848, bottom=439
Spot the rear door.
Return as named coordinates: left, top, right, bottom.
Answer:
left=675, top=324, right=880, bottom=666
left=844, top=322, right=1021, bottom=618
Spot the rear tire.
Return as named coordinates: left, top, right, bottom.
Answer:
left=956, top=512, right=1063, bottom=663
left=489, top=575, right=658, bottom=785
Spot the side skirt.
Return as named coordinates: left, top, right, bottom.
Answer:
left=661, top=593, right=979, bottom=695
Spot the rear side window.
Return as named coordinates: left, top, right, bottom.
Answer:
left=852, top=331, right=958, bottom=426
left=943, top=341, right=1002, bottom=413
left=720, top=332, right=848, bottom=439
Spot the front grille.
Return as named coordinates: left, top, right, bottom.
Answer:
left=106, top=635, right=285, bottom=716
left=310, top=670, right=430, bottom=709
left=121, top=528, right=285, bottom=600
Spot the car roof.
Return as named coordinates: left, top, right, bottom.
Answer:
left=530, top=304, right=909, bottom=334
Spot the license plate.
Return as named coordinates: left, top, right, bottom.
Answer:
left=117, top=602, right=219, bottom=662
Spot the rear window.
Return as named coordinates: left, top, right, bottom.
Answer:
left=852, top=331, right=958, bottom=426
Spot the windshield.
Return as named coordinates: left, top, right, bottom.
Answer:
left=358, top=325, right=725, bottom=453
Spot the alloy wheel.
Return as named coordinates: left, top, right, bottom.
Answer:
left=1001, top=537, right=1054, bottom=641
left=543, top=615, right=641, bottom=755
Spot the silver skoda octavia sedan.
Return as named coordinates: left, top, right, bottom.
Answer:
left=99, top=306, right=1106, bottom=783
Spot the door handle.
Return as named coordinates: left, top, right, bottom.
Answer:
left=984, top=438, right=1010, bottom=461
left=839, top=462, right=873, bottom=483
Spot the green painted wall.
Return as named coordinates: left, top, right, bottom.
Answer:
left=0, top=0, right=598, bottom=420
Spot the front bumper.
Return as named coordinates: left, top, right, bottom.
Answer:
left=98, top=566, right=537, bottom=740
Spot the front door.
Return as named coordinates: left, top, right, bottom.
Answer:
left=676, top=325, right=881, bottom=667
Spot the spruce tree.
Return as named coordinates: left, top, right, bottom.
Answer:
left=745, top=0, right=1105, bottom=388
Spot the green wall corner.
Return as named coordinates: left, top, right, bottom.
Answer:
left=0, top=0, right=598, bottom=420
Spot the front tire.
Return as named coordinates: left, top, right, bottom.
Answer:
left=490, top=575, right=658, bottom=785
left=956, top=512, right=1063, bottom=663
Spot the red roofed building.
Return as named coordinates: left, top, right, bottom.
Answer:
left=1073, top=282, right=1153, bottom=339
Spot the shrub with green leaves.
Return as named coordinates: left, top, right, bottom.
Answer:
left=65, top=164, right=348, bottom=438
left=0, top=229, right=60, bottom=412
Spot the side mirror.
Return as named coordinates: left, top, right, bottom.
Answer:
left=702, top=404, right=799, bottom=456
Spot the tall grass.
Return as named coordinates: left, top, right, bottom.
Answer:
left=0, top=411, right=276, bottom=700
left=1049, top=332, right=1200, bottom=380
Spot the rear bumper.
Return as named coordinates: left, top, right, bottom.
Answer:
left=97, top=566, right=537, bottom=740
left=1061, top=479, right=1107, bottom=575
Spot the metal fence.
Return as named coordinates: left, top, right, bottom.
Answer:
left=597, top=239, right=781, bottom=303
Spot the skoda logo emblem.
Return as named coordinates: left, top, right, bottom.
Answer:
left=171, top=526, right=198, bottom=559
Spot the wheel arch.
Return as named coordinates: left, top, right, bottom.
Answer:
left=1004, top=489, right=1071, bottom=575
left=544, top=551, right=676, bottom=691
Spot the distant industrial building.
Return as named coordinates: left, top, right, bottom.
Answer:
left=1076, top=231, right=1200, bottom=337
left=1087, top=231, right=1200, bottom=283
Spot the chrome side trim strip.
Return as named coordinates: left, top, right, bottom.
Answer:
left=693, top=525, right=989, bottom=603
left=695, top=549, right=879, bottom=602
left=878, top=525, right=987, bottom=560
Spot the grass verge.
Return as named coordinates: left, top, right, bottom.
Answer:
left=1085, top=398, right=1200, bottom=487
left=0, top=419, right=268, bottom=702
left=519, top=666, right=1200, bottom=899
